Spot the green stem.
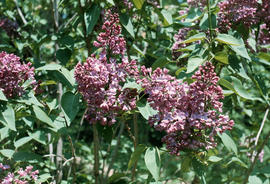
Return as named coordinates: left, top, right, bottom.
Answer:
left=131, top=114, right=138, bottom=180
left=93, top=123, right=100, bottom=184
left=207, top=0, right=213, bottom=53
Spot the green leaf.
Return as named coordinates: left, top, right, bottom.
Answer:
left=215, top=34, right=241, bottom=46
left=230, top=37, right=251, bottom=61
left=199, top=13, right=216, bottom=30
left=36, top=173, right=52, bottom=183
left=128, top=144, right=147, bottom=169
left=161, top=10, right=173, bottom=26
left=13, top=151, right=42, bottom=162
left=152, top=56, right=170, bottom=70
left=33, top=105, right=55, bottom=129
left=208, top=156, right=222, bottom=162
left=192, top=158, right=206, bottom=184
left=218, top=132, right=238, bottom=155
left=181, top=33, right=206, bottom=44
left=14, top=136, right=32, bottom=149
left=84, top=4, right=101, bottom=35
left=16, top=91, right=43, bottom=107
left=61, top=92, right=80, bottom=126
left=0, top=90, right=7, bottom=101
left=226, top=157, right=248, bottom=168
left=108, top=173, right=126, bottom=183
left=144, top=147, right=161, bottom=182
left=215, top=51, right=228, bottom=64
left=231, top=76, right=254, bottom=100
left=120, top=14, right=135, bottom=38
left=122, top=78, right=142, bottom=91
left=258, top=52, right=270, bottom=63
left=56, top=48, right=72, bottom=65
left=0, top=149, right=15, bottom=159
left=28, top=130, right=47, bottom=145
left=218, top=78, right=235, bottom=92
left=137, top=100, right=157, bottom=120
left=175, top=67, right=187, bottom=76
left=36, top=63, right=62, bottom=71
left=181, top=156, right=191, bottom=172
left=186, top=57, right=204, bottom=73
left=192, top=158, right=205, bottom=177
left=132, top=0, right=145, bottom=9
left=0, top=104, right=16, bottom=131
left=248, top=176, right=262, bottom=184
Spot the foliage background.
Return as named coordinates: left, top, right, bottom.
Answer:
left=0, top=0, right=270, bottom=183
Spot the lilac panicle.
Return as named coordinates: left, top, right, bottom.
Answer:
left=217, top=0, right=258, bottom=32
left=0, top=52, right=36, bottom=98
left=75, top=10, right=139, bottom=126
left=141, top=62, right=234, bottom=155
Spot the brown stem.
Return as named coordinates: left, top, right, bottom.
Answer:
left=68, top=135, right=77, bottom=183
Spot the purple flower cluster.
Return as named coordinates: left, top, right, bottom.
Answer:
left=75, top=57, right=139, bottom=125
left=187, top=0, right=207, bottom=8
left=172, top=27, right=191, bottom=60
left=123, top=0, right=133, bottom=9
left=258, top=0, right=270, bottom=46
left=93, top=10, right=126, bottom=56
left=217, top=0, right=258, bottom=32
left=0, top=18, right=18, bottom=37
left=0, top=52, right=36, bottom=98
left=75, top=10, right=139, bottom=125
left=0, top=164, right=39, bottom=184
left=141, top=62, right=234, bottom=155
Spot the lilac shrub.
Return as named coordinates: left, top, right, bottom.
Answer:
left=141, top=62, right=234, bottom=155
left=0, top=164, right=39, bottom=184
left=0, top=52, right=36, bottom=98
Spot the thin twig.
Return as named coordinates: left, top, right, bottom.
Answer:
left=63, top=157, right=75, bottom=166
left=243, top=108, right=270, bottom=184
left=67, top=135, right=77, bottom=183
left=255, top=108, right=269, bottom=146
left=14, top=0, right=28, bottom=25
left=43, top=154, right=67, bottom=161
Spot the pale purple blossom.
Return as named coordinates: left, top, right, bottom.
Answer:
left=141, top=62, right=234, bottom=155
left=0, top=52, right=37, bottom=98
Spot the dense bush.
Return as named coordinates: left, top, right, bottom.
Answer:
left=0, top=0, right=270, bottom=183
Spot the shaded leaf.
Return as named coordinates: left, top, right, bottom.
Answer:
left=84, top=4, right=101, bottom=35
left=152, top=56, right=170, bottom=70
left=0, top=104, right=16, bottom=131
left=132, top=0, right=145, bottom=9
left=61, top=92, right=80, bottom=126
left=128, top=144, right=147, bottom=169
left=120, top=14, right=135, bottom=38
